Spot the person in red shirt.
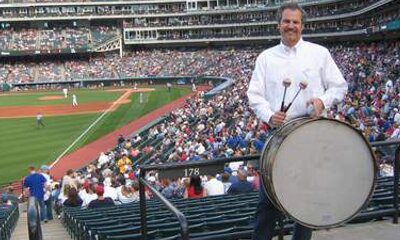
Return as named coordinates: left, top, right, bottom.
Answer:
left=184, top=176, right=205, bottom=199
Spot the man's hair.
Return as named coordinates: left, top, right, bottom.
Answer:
left=277, top=2, right=306, bottom=24
left=237, top=169, right=248, bottom=180
left=66, top=169, right=74, bottom=176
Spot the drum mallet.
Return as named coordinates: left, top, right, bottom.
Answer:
left=283, top=81, right=308, bottom=113
left=280, top=78, right=292, bottom=112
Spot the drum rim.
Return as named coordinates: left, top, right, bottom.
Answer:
left=260, top=117, right=308, bottom=216
left=260, top=117, right=378, bottom=229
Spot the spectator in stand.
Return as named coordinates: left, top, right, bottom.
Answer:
left=88, top=185, right=115, bottom=208
left=161, top=178, right=183, bottom=199
left=227, top=169, right=253, bottom=194
left=116, top=154, right=132, bottom=174
left=51, top=183, right=62, bottom=218
left=117, top=134, right=125, bottom=149
left=63, top=188, right=83, bottom=207
left=0, top=186, right=19, bottom=206
left=40, top=165, right=53, bottom=221
left=394, top=108, right=400, bottom=125
left=23, top=166, right=48, bottom=222
left=204, top=175, right=224, bottom=196
left=117, top=182, right=139, bottom=204
left=103, top=177, right=118, bottom=201
left=80, top=183, right=98, bottom=208
left=184, top=175, right=205, bottom=199
left=97, top=152, right=110, bottom=168
left=220, top=172, right=232, bottom=194
left=60, top=169, right=78, bottom=196
left=247, top=164, right=260, bottom=191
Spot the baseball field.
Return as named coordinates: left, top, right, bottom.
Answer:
left=0, top=86, right=192, bottom=185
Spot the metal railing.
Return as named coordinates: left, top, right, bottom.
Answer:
left=370, top=139, right=400, bottom=224
left=0, top=203, right=19, bottom=240
left=138, top=140, right=400, bottom=238
left=138, top=155, right=255, bottom=240
left=27, top=197, right=42, bottom=240
left=139, top=174, right=188, bottom=240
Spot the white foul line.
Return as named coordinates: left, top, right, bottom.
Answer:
left=50, top=90, right=132, bottom=168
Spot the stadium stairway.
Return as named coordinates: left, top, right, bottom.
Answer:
left=11, top=203, right=70, bottom=240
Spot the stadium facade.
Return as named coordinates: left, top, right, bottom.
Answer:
left=0, top=0, right=399, bottom=87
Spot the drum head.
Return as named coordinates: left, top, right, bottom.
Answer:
left=271, top=119, right=375, bottom=228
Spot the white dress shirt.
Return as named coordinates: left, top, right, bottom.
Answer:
left=394, top=112, right=400, bottom=125
left=204, top=178, right=224, bottom=196
left=247, top=39, right=348, bottom=123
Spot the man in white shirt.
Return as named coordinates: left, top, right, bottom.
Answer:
left=390, top=123, right=400, bottom=139
left=247, top=3, right=347, bottom=240
left=247, top=12, right=347, bottom=127
left=393, top=108, right=400, bottom=125
left=204, top=175, right=224, bottom=196
left=40, top=165, right=53, bottom=221
left=103, top=177, right=118, bottom=201
left=97, top=152, right=110, bottom=168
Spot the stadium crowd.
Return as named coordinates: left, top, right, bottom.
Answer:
left=126, top=0, right=378, bottom=28
left=0, top=5, right=398, bottom=240
left=0, top=0, right=380, bottom=18
left=3, top=38, right=398, bottom=220
left=0, top=26, right=118, bottom=52
left=0, top=0, right=397, bottom=53
left=1, top=41, right=399, bottom=141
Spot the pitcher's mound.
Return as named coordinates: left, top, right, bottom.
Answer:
left=39, top=96, right=64, bottom=100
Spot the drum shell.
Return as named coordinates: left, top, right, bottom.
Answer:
left=260, top=117, right=377, bottom=229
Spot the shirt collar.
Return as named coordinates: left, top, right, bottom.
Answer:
left=280, top=38, right=304, bottom=53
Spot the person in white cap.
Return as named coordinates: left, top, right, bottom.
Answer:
left=40, top=165, right=53, bottom=221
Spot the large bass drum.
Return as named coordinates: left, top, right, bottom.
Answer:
left=260, top=117, right=376, bottom=229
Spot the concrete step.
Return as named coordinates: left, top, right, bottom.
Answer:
left=274, top=219, right=400, bottom=240
left=11, top=203, right=71, bottom=240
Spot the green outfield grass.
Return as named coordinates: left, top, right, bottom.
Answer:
left=0, top=89, right=123, bottom=106
left=0, top=86, right=191, bottom=184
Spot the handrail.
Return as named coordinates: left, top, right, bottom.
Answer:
left=27, top=197, right=42, bottom=240
left=370, top=139, right=400, bottom=147
left=139, top=171, right=189, bottom=240
left=0, top=204, right=19, bottom=240
left=141, top=155, right=259, bottom=171
left=140, top=140, right=400, bottom=225
left=392, top=143, right=399, bottom=224
left=371, top=139, right=400, bottom=224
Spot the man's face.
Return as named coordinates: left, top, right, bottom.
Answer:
left=279, top=8, right=303, bottom=47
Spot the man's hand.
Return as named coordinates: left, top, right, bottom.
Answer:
left=269, top=111, right=287, bottom=126
left=307, top=98, right=325, bottom=117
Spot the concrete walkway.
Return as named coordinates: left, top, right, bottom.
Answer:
left=275, top=219, right=400, bottom=240
left=11, top=203, right=399, bottom=240
left=11, top=204, right=70, bottom=240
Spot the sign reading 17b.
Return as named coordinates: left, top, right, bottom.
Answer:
left=184, top=167, right=200, bottom=177
left=158, top=163, right=225, bottom=179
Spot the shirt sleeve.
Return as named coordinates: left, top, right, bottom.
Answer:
left=318, top=49, right=348, bottom=109
left=41, top=174, right=47, bottom=184
left=247, top=54, right=275, bottom=123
